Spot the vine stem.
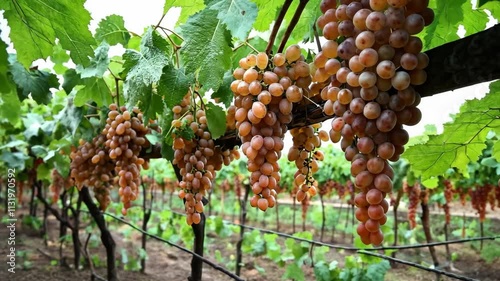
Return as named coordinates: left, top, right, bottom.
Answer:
left=85, top=103, right=99, bottom=110
left=277, top=0, right=310, bottom=53
left=159, top=27, right=181, bottom=68
left=154, top=13, right=167, bottom=30
left=158, top=26, right=185, bottom=41
left=233, top=40, right=259, bottom=53
left=303, top=95, right=322, bottom=109
left=313, top=20, right=322, bottom=51
left=265, top=0, right=293, bottom=55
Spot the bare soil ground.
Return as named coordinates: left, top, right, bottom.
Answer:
left=0, top=201, right=499, bottom=281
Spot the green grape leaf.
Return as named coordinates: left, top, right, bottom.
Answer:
left=480, top=1, right=500, bottom=20
left=50, top=43, right=70, bottom=74
left=231, top=36, right=268, bottom=68
left=141, top=86, right=165, bottom=122
left=163, top=0, right=205, bottom=26
left=0, top=89, right=21, bottom=124
left=283, top=263, right=305, bottom=281
left=180, top=8, right=232, bottom=92
left=160, top=106, right=175, bottom=160
left=1, top=0, right=95, bottom=67
left=74, top=78, right=113, bottom=107
left=251, top=0, right=282, bottom=31
left=122, top=28, right=170, bottom=110
left=208, top=0, right=258, bottom=40
left=76, top=42, right=110, bottom=78
left=23, top=113, right=44, bottom=140
left=0, top=140, right=28, bottom=150
left=211, top=70, right=234, bottom=108
left=366, top=260, right=391, bottom=280
left=55, top=95, right=83, bottom=136
left=478, top=0, right=500, bottom=7
left=0, top=38, right=13, bottom=93
left=158, top=65, right=194, bottom=108
left=9, top=57, right=59, bottom=104
left=403, top=81, right=500, bottom=180
left=95, top=15, right=131, bottom=46
left=283, top=0, right=322, bottom=44
left=421, top=0, right=487, bottom=51
left=0, top=151, right=29, bottom=170
left=62, top=69, right=83, bottom=94
left=491, top=140, right=500, bottom=163
left=205, top=102, right=227, bottom=139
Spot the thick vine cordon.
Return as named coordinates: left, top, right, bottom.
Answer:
left=317, top=0, right=433, bottom=245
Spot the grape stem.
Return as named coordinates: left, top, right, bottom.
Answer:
left=154, top=13, right=167, bottom=30
left=158, top=26, right=185, bottom=42
left=84, top=114, right=100, bottom=118
left=159, top=28, right=181, bottom=68
left=85, top=103, right=99, bottom=110
left=277, top=0, right=310, bottom=53
left=303, top=95, right=321, bottom=109
left=232, top=40, right=259, bottom=53
left=312, top=21, right=322, bottom=52
left=265, top=0, right=293, bottom=55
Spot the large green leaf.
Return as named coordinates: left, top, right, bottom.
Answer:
left=205, top=102, right=226, bottom=139
left=22, top=113, right=44, bottom=140
left=0, top=151, right=29, bottom=170
left=163, top=0, right=205, bottom=26
left=62, top=69, right=83, bottom=94
left=209, top=0, right=258, bottom=40
left=122, top=28, right=170, bottom=114
left=157, top=65, right=194, bottom=108
left=404, top=81, right=500, bottom=180
left=180, top=8, right=232, bottom=92
left=251, top=0, right=282, bottom=31
left=283, top=0, right=322, bottom=44
left=211, top=70, right=234, bottom=108
left=95, top=15, right=131, bottom=46
left=74, top=78, right=113, bottom=107
left=76, top=42, right=110, bottom=78
left=1, top=0, right=95, bottom=67
left=9, top=56, right=59, bottom=104
left=50, top=43, right=71, bottom=74
left=0, top=37, right=14, bottom=93
left=421, top=0, right=487, bottom=51
left=0, top=90, right=21, bottom=124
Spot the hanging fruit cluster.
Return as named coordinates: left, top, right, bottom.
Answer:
left=315, top=0, right=433, bottom=245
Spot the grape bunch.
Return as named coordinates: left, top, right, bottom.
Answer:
left=172, top=91, right=240, bottom=225
left=443, top=179, right=454, bottom=224
left=287, top=124, right=328, bottom=201
left=316, top=0, right=433, bottom=245
left=102, top=104, right=154, bottom=215
left=404, top=181, right=421, bottom=229
left=470, top=184, right=493, bottom=222
left=70, top=134, right=115, bottom=210
left=230, top=46, right=312, bottom=211
left=49, top=169, right=74, bottom=204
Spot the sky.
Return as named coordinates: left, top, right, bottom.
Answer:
left=0, top=0, right=496, bottom=139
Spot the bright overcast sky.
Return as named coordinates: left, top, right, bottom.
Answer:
left=0, top=0, right=496, bottom=138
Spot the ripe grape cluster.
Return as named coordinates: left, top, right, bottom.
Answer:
left=470, top=184, right=493, bottom=222
left=70, top=135, right=115, bottom=210
left=443, top=179, right=453, bottom=224
left=288, top=124, right=328, bottom=201
left=49, top=169, right=74, bottom=203
left=70, top=104, right=156, bottom=213
left=172, top=91, right=240, bottom=225
left=316, top=0, right=433, bottom=245
left=230, top=46, right=312, bottom=212
left=103, top=104, right=154, bottom=215
left=404, top=181, right=421, bottom=229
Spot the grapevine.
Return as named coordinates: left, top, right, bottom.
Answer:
left=316, top=0, right=433, bottom=245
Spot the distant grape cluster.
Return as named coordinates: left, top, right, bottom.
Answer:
left=230, top=46, right=314, bottom=211
left=315, top=0, right=433, bottom=245
left=171, top=91, right=240, bottom=225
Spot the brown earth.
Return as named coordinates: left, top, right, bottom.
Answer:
left=0, top=201, right=499, bottom=281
